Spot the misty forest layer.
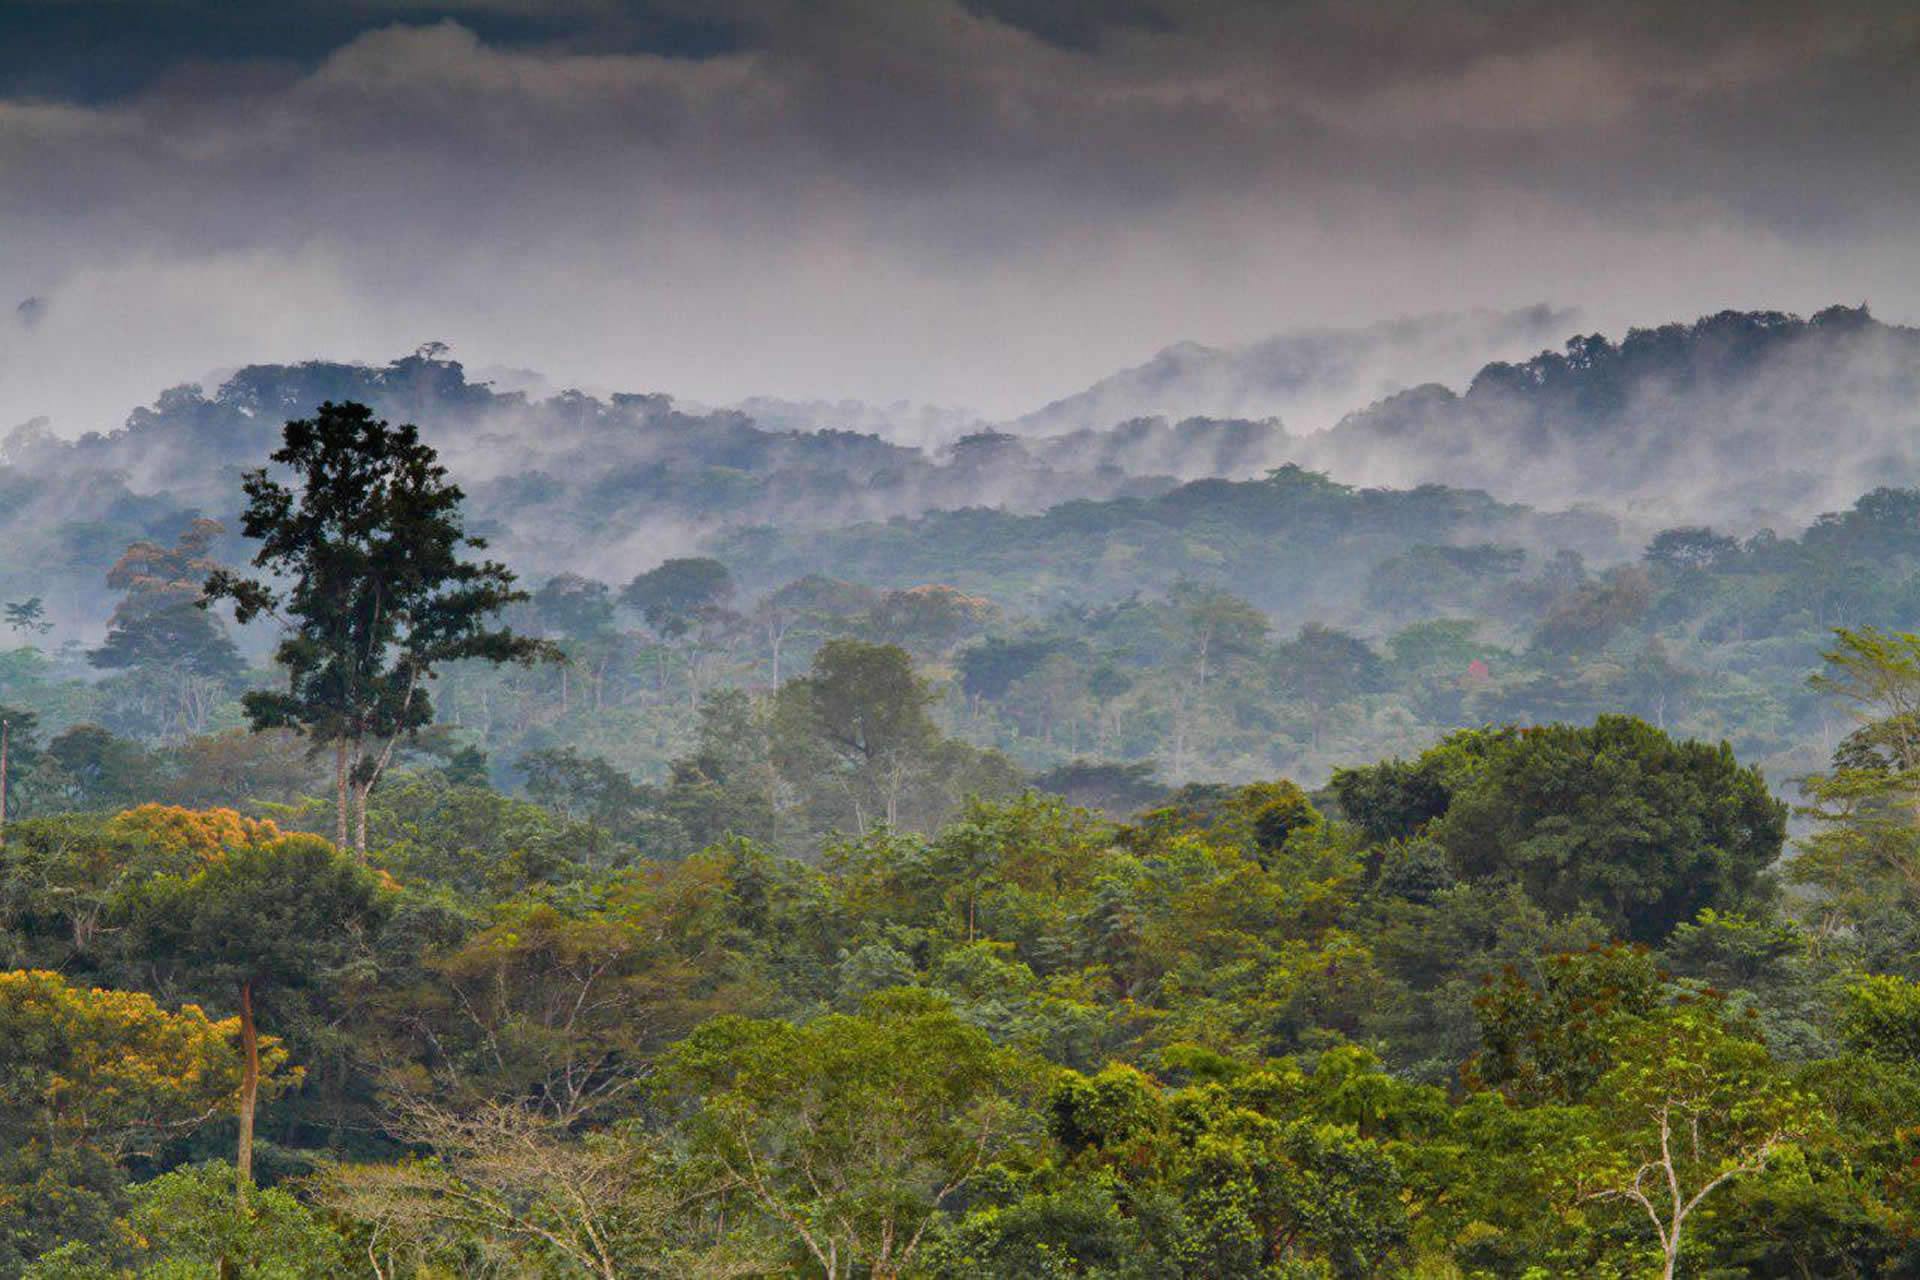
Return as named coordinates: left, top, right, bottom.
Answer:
left=4, top=305, right=1920, bottom=1276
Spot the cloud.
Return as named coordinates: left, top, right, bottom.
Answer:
left=0, top=0, right=1914, bottom=434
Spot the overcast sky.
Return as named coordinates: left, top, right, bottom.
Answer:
left=2, top=0, right=1915, bottom=432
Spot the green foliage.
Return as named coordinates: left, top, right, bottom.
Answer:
left=0, top=736, right=1905, bottom=1277
left=774, top=638, right=1019, bottom=839
left=88, top=521, right=244, bottom=725
left=1467, top=945, right=1665, bottom=1104
left=0, top=970, right=268, bottom=1159
left=1433, top=717, right=1785, bottom=941
left=25, top=1161, right=352, bottom=1279
left=1659, top=909, right=1809, bottom=995
left=1570, top=1002, right=1830, bottom=1278
left=127, top=834, right=392, bottom=996
left=664, top=990, right=1035, bottom=1277
left=1328, top=727, right=1504, bottom=844
left=968, top=1059, right=1411, bottom=1277
left=1790, top=627, right=1920, bottom=959
left=3, top=598, right=49, bottom=639
left=621, top=557, right=734, bottom=639
left=363, top=770, right=609, bottom=895
left=3, top=381, right=1920, bottom=1273
left=1838, top=973, right=1920, bottom=1065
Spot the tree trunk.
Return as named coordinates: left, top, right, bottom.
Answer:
left=0, top=717, right=9, bottom=849
left=236, top=979, right=259, bottom=1212
left=353, top=780, right=371, bottom=855
left=333, top=741, right=350, bottom=849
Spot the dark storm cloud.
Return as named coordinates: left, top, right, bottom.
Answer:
left=0, top=1, right=735, bottom=100
left=0, top=0, right=1914, bottom=434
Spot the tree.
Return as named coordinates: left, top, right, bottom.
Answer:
left=967, top=1058, right=1412, bottom=1277
left=623, top=558, right=740, bottom=707
left=1328, top=726, right=1506, bottom=844
left=773, top=639, right=938, bottom=835
left=754, top=576, right=876, bottom=687
left=528, top=573, right=617, bottom=713
left=4, top=597, right=50, bottom=639
left=530, top=572, right=617, bottom=640
left=1571, top=1003, right=1827, bottom=1280
left=663, top=990, right=1031, bottom=1279
left=1154, top=583, right=1268, bottom=771
left=43, top=726, right=161, bottom=812
left=518, top=746, right=650, bottom=853
left=1273, top=623, right=1385, bottom=752
left=623, top=558, right=734, bottom=640
left=89, top=601, right=238, bottom=678
left=1533, top=566, right=1652, bottom=656
left=125, top=833, right=392, bottom=1207
left=659, top=689, right=780, bottom=849
left=863, top=585, right=994, bottom=659
left=106, top=803, right=283, bottom=862
left=24, top=1160, right=351, bottom=1278
left=1030, top=759, right=1167, bottom=816
left=204, top=401, right=556, bottom=853
left=781, top=658, right=1020, bottom=842
left=1789, top=628, right=1920, bottom=943
left=166, top=729, right=330, bottom=811
left=91, top=519, right=245, bottom=738
left=315, top=1107, right=742, bottom=1279
left=1836, top=972, right=1920, bottom=1066
left=1170, top=581, right=1269, bottom=695
left=0, top=704, right=45, bottom=831
left=1809, top=627, right=1920, bottom=773
left=0, top=809, right=258, bottom=968
left=0, top=970, right=279, bottom=1162
left=1434, top=717, right=1784, bottom=942
left=396, top=892, right=741, bottom=1125
left=1645, top=527, right=1740, bottom=573
left=1466, top=945, right=1665, bottom=1105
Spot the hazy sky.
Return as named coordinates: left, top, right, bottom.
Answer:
left=2, top=0, right=1915, bottom=432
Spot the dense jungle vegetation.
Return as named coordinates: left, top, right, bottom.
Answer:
left=4, top=308, right=1920, bottom=1275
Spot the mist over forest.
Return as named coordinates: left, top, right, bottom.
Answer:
left=7, top=1, right=1920, bottom=1276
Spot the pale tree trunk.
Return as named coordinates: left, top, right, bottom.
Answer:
left=840, top=770, right=870, bottom=838
left=348, top=670, right=419, bottom=856
left=236, top=979, right=259, bottom=1212
left=1168, top=687, right=1190, bottom=779
left=1602, top=1105, right=1785, bottom=1280
left=767, top=616, right=789, bottom=689
left=333, top=742, right=350, bottom=849
left=884, top=753, right=907, bottom=828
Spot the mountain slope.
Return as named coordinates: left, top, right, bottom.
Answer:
left=1013, top=306, right=1573, bottom=435
left=1292, top=305, right=1920, bottom=526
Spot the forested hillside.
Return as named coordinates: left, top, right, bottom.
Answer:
left=9, top=0, right=1919, bottom=1267
left=4, top=305, right=1919, bottom=795
left=3, top=305, right=1920, bottom=1274
left=1297, top=305, right=1920, bottom=525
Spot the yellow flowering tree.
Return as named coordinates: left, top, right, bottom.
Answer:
left=104, top=804, right=282, bottom=866
left=0, top=969, right=291, bottom=1161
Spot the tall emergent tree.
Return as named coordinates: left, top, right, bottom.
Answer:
left=206, top=400, right=554, bottom=852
